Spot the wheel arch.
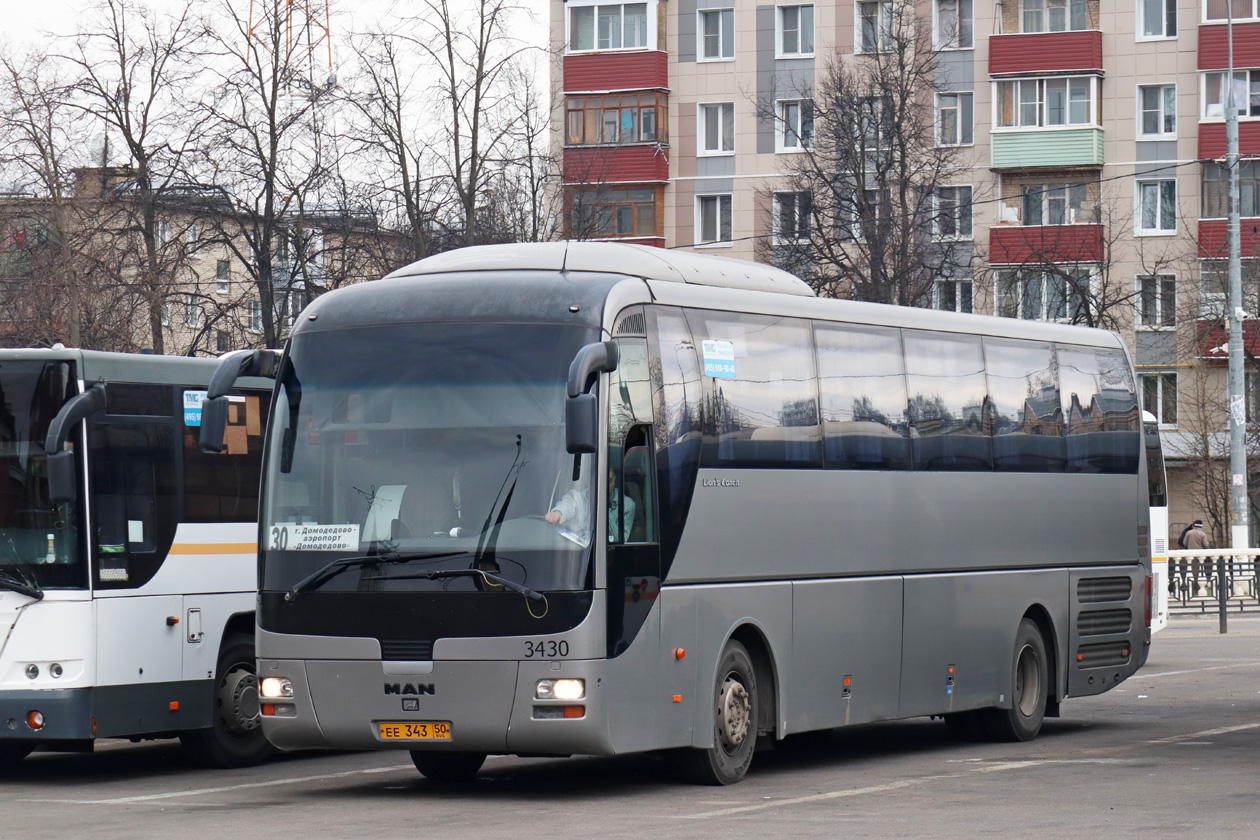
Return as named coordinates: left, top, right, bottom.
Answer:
left=222, top=612, right=257, bottom=648
left=1022, top=603, right=1061, bottom=706
left=727, top=622, right=780, bottom=740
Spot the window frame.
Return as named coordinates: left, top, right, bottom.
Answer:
left=1203, top=0, right=1260, bottom=23
left=935, top=185, right=974, bottom=240
left=1140, top=371, right=1178, bottom=428
left=1136, top=178, right=1178, bottom=235
left=995, top=267, right=1093, bottom=322
left=1020, top=0, right=1089, bottom=32
left=856, top=0, right=895, bottom=54
left=564, top=93, right=668, bottom=147
left=934, top=0, right=974, bottom=49
left=772, top=191, right=813, bottom=244
left=697, top=7, right=735, bottom=62
left=1137, top=83, right=1177, bottom=137
left=698, top=102, right=736, bottom=156
left=695, top=193, right=734, bottom=246
left=1139, top=0, right=1177, bottom=39
left=1137, top=274, right=1177, bottom=329
left=995, top=75, right=1100, bottom=129
left=1015, top=182, right=1091, bottom=226
left=776, top=98, right=815, bottom=153
left=1202, top=70, right=1260, bottom=120
left=566, top=1, right=653, bottom=53
left=933, top=278, right=974, bottom=313
left=569, top=188, right=659, bottom=240
left=216, top=259, right=231, bottom=294
left=776, top=4, right=815, bottom=58
left=936, top=91, right=975, bottom=146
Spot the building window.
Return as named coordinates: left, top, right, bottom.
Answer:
left=698, top=8, right=735, bottom=60
left=1137, top=179, right=1177, bottom=234
left=1138, top=84, right=1176, bottom=136
left=1021, top=0, right=1087, bottom=32
left=1140, top=373, right=1177, bottom=427
left=934, top=279, right=973, bottom=313
left=160, top=301, right=171, bottom=326
left=777, top=99, right=815, bottom=152
left=1018, top=183, right=1090, bottom=225
left=1138, top=275, right=1176, bottom=328
left=570, top=189, right=657, bottom=239
left=935, top=0, right=973, bottom=48
left=696, top=194, right=733, bottom=245
left=156, top=219, right=170, bottom=250
left=935, top=186, right=973, bottom=239
left=565, top=93, right=667, bottom=146
left=843, top=188, right=889, bottom=240
left=773, top=192, right=812, bottom=243
left=996, top=268, right=1090, bottom=321
left=1202, top=161, right=1260, bottom=217
left=1140, top=0, right=1176, bottom=37
left=857, top=0, right=894, bottom=53
left=1205, top=0, right=1259, bottom=22
left=216, top=259, right=230, bottom=294
left=569, top=2, right=649, bottom=51
left=248, top=299, right=263, bottom=332
left=777, top=5, right=814, bottom=57
left=1203, top=70, right=1260, bottom=119
left=996, top=76, right=1097, bottom=127
left=184, top=294, right=202, bottom=328
left=937, top=92, right=974, bottom=145
left=698, top=102, right=735, bottom=155
left=216, top=330, right=231, bottom=353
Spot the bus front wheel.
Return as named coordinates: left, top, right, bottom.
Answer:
left=181, top=632, right=274, bottom=768
left=981, top=618, right=1048, bottom=742
left=410, top=751, right=486, bottom=782
left=679, top=640, right=758, bottom=785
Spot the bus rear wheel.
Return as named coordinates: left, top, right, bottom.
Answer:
left=410, top=751, right=486, bottom=782
left=981, top=618, right=1048, bottom=742
left=181, top=632, right=274, bottom=768
left=679, top=640, right=758, bottom=785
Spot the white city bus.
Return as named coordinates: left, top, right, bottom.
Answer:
left=0, top=348, right=272, bottom=768
left=1143, top=412, right=1169, bottom=632
left=206, top=243, right=1155, bottom=785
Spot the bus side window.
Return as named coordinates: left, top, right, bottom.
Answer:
left=183, top=391, right=270, bottom=523
left=621, top=429, right=654, bottom=544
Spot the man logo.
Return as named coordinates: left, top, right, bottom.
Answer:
left=384, top=683, right=435, bottom=696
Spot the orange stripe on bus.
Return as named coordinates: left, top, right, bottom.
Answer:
left=167, top=543, right=258, bottom=555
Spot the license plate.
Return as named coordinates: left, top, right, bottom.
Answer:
left=377, top=721, right=452, bottom=741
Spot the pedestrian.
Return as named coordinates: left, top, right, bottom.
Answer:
left=1184, top=519, right=1210, bottom=576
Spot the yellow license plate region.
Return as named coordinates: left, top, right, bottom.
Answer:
left=378, top=721, right=452, bottom=741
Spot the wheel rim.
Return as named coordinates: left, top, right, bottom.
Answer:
left=717, top=673, right=751, bottom=752
left=1014, top=643, right=1041, bottom=718
left=217, top=664, right=261, bottom=736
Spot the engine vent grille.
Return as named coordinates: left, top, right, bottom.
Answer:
left=1077, top=608, right=1132, bottom=637
left=1077, top=576, right=1132, bottom=603
left=380, top=639, right=434, bottom=661
left=1076, top=642, right=1131, bottom=668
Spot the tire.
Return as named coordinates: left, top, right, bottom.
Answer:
left=410, top=751, right=487, bottom=782
left=678, top=640, right=758, bottom=785
left=181, top=631, right=274, bottom=768
left=0, top=741, right=34, bottom=773
left=980, top=618, right=1049, bottom=743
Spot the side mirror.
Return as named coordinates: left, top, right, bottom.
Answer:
left=44, top=385, right=108, bottom=504
left=200, top=349, right=281, bottom=454
left=565, top=341, right=618, bottom=455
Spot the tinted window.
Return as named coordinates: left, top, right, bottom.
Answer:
left=1058, top=344, right=1140, bottom=474
left=904, top=330, right=991, bottom=471
left=183, top=391, right=269, bottom=522
left=816, top=323, right=910, bottom=470
left=106, top=384, right=175, bottom=416
left=984, top=337, right=1065, bottom=472
left=690, top=311, right=821, bottom=468
left=89, top=422, right=178, bottom=588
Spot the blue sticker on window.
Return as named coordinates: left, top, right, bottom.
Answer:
left=702, top=339, right=736, bottom=379
left=184, top=390, right=206, bottom=426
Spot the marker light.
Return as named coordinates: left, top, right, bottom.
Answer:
left=26, top=710, right=44, bottom=730
left=260, top=677, right=294, bottom=699
left=536, top=678, right=585, bottom=701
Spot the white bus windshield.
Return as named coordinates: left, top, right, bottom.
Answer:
left=260, top=323, right=598, bottom=594
left=0, top=360, right=84, bottom=590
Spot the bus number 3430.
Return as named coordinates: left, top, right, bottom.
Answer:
left=525, top=640, right=569, bottom=658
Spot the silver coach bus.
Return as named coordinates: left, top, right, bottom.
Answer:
left=204, top=243, right=1153, bottom=785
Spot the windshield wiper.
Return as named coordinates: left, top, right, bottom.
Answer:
left=386, top=568, right=545, bottom=602
left=0, top=573, right=43, bottom=601
left=286, top=551, right=464, bottom=601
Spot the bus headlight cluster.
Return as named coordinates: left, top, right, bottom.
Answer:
left=260, top=677, right=294, bottom=699
left=536, top=678, right=584, bottom=701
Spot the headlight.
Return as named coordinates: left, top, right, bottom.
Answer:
left=260, top=677, right=294, bottom=698
left=536, top=678, right=585, bottom=701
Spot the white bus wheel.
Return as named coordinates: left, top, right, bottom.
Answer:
left=679, top=640, right=758, bottom=785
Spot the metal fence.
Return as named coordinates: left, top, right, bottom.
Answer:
left=1166, top=550, right=1260, bottom=625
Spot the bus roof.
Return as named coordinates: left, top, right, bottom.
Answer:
left=384, top=242, right=816, bottom=298
left=0, top=348, right=236, bottom=387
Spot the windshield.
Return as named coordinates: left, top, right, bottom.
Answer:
left=0, top=360, right=85, bottom=590
left=261, top=323, right=598, bottom=593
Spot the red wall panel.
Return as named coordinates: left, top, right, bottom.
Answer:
left=988, top=31, right=1103, bottom=76
left=1198, top=121, right=1260, bottom=159
left=1197, top=218, right=1260, bottom=257
left=1199, top=22, right=1260, bottom=70
left=563, top=145, right=669, bottom=184
left=989, top=224, right=1103, bottom=265
left=564, top=52, right=668, bottom=92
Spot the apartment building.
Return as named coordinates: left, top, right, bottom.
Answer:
left=551, top=0, right=1260, bottom=542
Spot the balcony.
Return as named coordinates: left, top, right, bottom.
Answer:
left=1199, top=22, right=1260, bottom=71
left=988, top=31, right=1103, bottom=76
left=564, top=52, right=668, bottom=93
left=1196, top=320, right=1260, bottom=359
left=991, top=128, right=1104, bottom=170
left=1199, top=121, right=1260, bottom=160
left=1196, top=219, right=1260, bottom=259
left=562, top=145, right=669, bottom=185
left=989, top=224, right=1103, bottom=265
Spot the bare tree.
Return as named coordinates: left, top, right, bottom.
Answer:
left=756, top=0, right=974, bottom=305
